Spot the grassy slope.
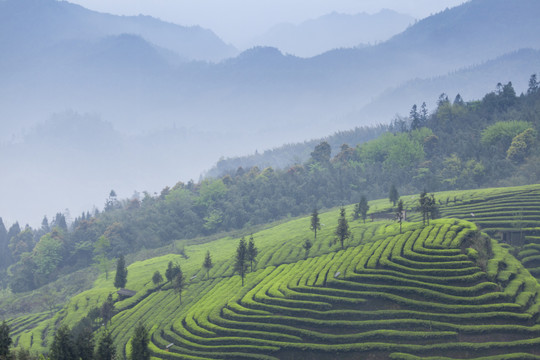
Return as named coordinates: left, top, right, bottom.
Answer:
left=7, top=184, right=540, bottom=359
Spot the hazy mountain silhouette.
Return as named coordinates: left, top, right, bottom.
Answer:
left=1, top=0, right=540, bottom=225
left=246, top=9, right=414, bottom=57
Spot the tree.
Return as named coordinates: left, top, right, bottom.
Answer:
left=389, top=184, right=399, bottom=206
left=130, top=323, right=150, bottom=360
left=528, top=73, right=539, bottom=95
left=409, top=104, right=420, bottom=130
left=49, top=325, right=76, bottom=360
left=202, top=251, right=213, bottom=279
left=165, top=261, right=181, bottom=283
left=95, top=330, right=116, bottom=360
left=335, top=207, right=351, bottom=249
left=114, top=255, right=128, bottom=289
left=419, top=191, right=428, bottom=226
left=302, top=238, right=312, bottom=259
left=72, top=321, right=94, bottom=360
left=172, top=268, right=185, bottom=304
left=247, top=235, right=258, bottom=272
left=396, top=199, right=405, bottom=234
left=100, top=294, right=115, bottom=326
left=0, top=320, right=12, bottom=360
left=234, top=237, right=248, bottom=286
left=152, top=270, right=163, bottom=286
left=310, top=209, right=321, bottom=241
left=310, top=141, right=331, bottom=164
left=358, top=196, right=369, bottom=224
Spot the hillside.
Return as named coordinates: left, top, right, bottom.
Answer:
left=4, top=184, right=540, bottom=359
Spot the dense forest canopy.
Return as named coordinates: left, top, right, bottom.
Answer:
left=1, top=75, right=539, bottom=294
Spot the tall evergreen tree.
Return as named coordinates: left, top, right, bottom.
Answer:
left=0, top=320, right=12, bottom=360
left=335, top=207, right=351, bottom=249
left=49, top=325, right=75, bottom=360
left=396, top=199, right=405, bottom=234
left=0, top=218, right=11, bottom=271
left=172, top=267, right=185, bottom=304
left=72, top=322, right=94, bottom=360
left=95, top=330, right=116, bottom=360
left=202, top=251, right=213, bottom=279
left=247, top=235, right=258, bottom=272
left=234, top=237, right=248, bottom=286
left=100, top=294, right=115, bottom=326
left=310, top=209, right=321, bottom=241
left=409, top=104, right=420, bottom=130
left=130, top=323, right=150, bottom=360
left=419, top=191, right=428, bottom=226
left=358, top=196, right=369, bottom=224
left=302, top=238, right=312, bottom=259
left=389, top=185, right=399, bottom=206
left=114, top=255, right=128, bottom=289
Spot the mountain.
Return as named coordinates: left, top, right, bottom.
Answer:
left=0, top=0, right=236, bottom=68
left=246, top=9, right=414, bottom=57
left=356, top=48, right=540, bottom=124
left=2, top=0, right=540, bottom=226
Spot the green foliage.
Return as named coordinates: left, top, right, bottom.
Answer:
left=247, top=236, right=258, bottom=272
left=94, top=330, right=116, bottom=360
left=302, top=239, right=312, bottom=259
left=507, top=128, right=536, bottom=163
left=49, top=325, right=75, bottom=360
left=335, top=208, right=351, bottom=249
left=130, top=323, right=150, bottom=360
left=480, top=120, right=531, bottom=151
left=202, top=251, right=213, bottom=279
left=0, top=320, right=12, bottom=359
left=235, top=237, right=248, bottom=286
left=152, top=270, right=163, bottom=286
left=113, top=255, right=128, bottom=289
left=310, top=209, right=321, bottom=241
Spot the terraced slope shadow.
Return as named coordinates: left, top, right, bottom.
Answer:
left=410, top=185, right=540, bottom=281
left=147, top=219, right=540, bottom=360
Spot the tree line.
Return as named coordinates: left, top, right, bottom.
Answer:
left=1, top=75, right=539, bottom=294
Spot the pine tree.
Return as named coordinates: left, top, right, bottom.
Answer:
left=389, top=185, right=399, bottom=206
left=302, top=238, right=312, bottom=259
left=358, top=196, right=369, bottom=224
left=335, top=207, right=351, bottom=249
left=396, top=199, right=405, bottom=234
left=247, top=235, right=258, bottom=272
left=0, top=320, right=12, bottom=360
left=419, top=191, right=428, bottom=226
left=114, top=255, right=128, bottom=289
left=49, top=325, right=76, bottom=360
left=100, top=294, right=115, bottom=326
left=130, top=323, right=150, bottom=360
left=235, top=237, right=248, bottom=286
left=310, top=209, right=321, bottom=241
left=172, top=267, right=185, bottom=304
left=72, top=323, right=94, bottom=360
left=95, top=330, right=116, bottom=360
left=202, top=251, right=213, bottom=279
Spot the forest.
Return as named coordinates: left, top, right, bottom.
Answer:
left=1, top=75, right=539, bottom=296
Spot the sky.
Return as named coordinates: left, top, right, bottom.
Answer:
left=67, top=0, right=467, bottom=48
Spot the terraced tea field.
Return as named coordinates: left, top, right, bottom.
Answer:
left=143, top=220, right=540, bottom=359
left=5, top=184, right=540, bottom=359
left=403, top=185, right=540, bottom=280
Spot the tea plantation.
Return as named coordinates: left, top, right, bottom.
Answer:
left=6, top=184, right=540, bottom=359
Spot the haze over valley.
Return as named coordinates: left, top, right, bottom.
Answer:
left=1, top=0, right=539, bottom=226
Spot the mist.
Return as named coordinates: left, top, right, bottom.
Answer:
left=1, top=0, right=539, bottom=228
